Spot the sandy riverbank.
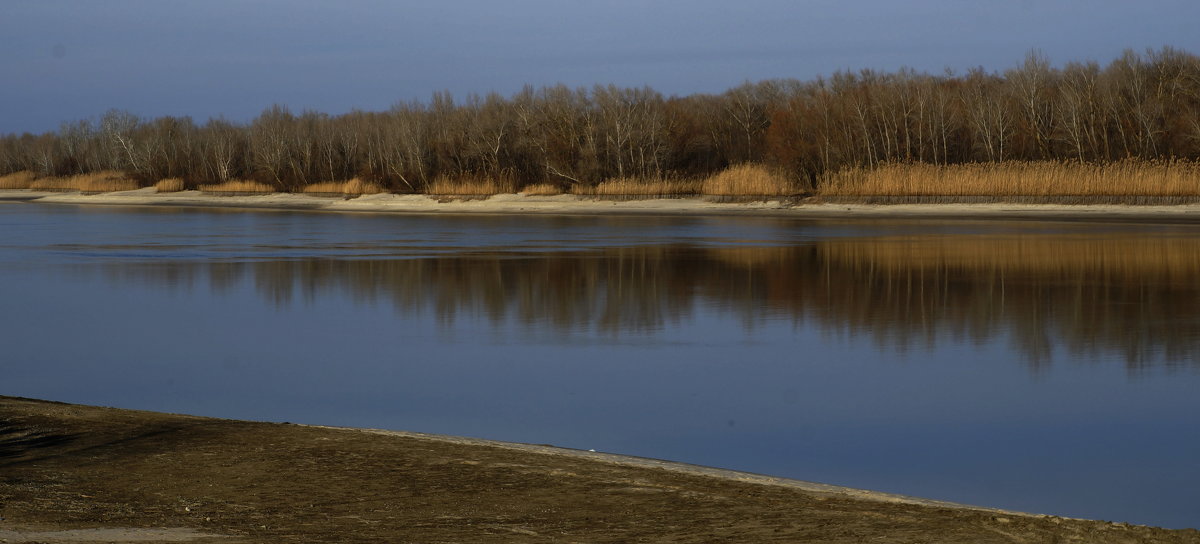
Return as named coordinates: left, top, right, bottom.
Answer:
left=5, top=188, right=1200, bottom=221
left=1, top=397, right=1196, bottom=543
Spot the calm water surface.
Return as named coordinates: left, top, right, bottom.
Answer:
left=2, top=202, right=1199, bottom=529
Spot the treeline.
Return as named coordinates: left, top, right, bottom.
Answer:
left=2, top=47, right=1199, bottom=191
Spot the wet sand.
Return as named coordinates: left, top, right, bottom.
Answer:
left=1, top=397, right=1197, bottom=543
left=5, top=188, right=1200, bottom=221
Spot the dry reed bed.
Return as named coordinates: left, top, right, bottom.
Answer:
left=571, top=165, right=798, bottom=197
left=820, top=235, right=1200, bottom=280
left=572, top=177, right=700, bottom=196
left=0, top=171, right=36, bottom=189
left=154, top=178, right=186, bottom=193
left=519, top=183, right=564, bottom=196
left=10, top=161, right=1200, bottom=200
left=821, top=161, right=1200, bottom=197
left=301, top=178, right=385, bottom=196
left=700, top=164, right=799, bottom=196
left=198, top=180, right=276, bottom=193
left=425, top=176, right=516, bottom=195
left=28, top=171, right=139, bottom=193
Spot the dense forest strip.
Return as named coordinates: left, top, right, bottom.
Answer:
left=2, top=48, right=1199, bottom=196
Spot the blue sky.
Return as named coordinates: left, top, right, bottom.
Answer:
left=2, top=0, right=1198, bottom=134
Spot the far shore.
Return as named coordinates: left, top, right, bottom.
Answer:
left=3, top=396, right=1196, bottom=543
left=5, top=187, right=1200, bottom=221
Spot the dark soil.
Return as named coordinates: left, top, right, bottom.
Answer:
left=1, top=396, right=1196, bottom=543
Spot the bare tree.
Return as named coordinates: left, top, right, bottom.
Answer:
left=248, top=105, right=295, bottom=189
left=961, top=69, right=1013, bottom=162
left=1006, top=50, right=1057, bottom=159
left=198, top=118, right=247, bottom=184
left=1058, top=62, right=1105, bottom=160
left=100, top=109, right=145, bottom=174
left=723, top=81, right=779, bottom=163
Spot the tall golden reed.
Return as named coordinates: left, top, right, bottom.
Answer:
left=29, top=171, right=139, bottom=192
left=426, top=175, right=516, bottom=195
left=198, top=180, right=276, bottom=193
left=0, top=171, right=36, bottom=189
left=821, top=160, right=1200, bottom=197
left=700, top=164, right=798, bottom=196
left=570, top=165, right=798, bottom=197
left=301, top=178, right=385, bottom=195
left=154, top=178, right=186, bottom=193
left=573, top=177, right=700, bottom=196
left=519, top=183, right=564, bottom=196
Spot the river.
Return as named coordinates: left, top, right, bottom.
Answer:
left=1, top=202, right=1198, bottom=528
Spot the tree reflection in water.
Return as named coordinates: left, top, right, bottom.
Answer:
left=93, top=233, right=1200, bottom=371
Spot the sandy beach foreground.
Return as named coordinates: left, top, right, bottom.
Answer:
left=5, top=188, right=1200, bottom=220
left=1, top=397, right=1196, bottom=543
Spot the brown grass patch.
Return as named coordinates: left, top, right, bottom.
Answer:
left=198, top=180, right=277, bottom=193
left=302, top=178, right=386, bottom=196
left=701, top=164, right=798, bottom=196
left=573, top=177, right=700, bottom=196
left=519, top=183, right=564, bottom=196
left=28, top=177, right=73, bottom=191
left=29, top=171, right=139, bottom=193
left=426, top=176, right=515, bottom=196
left=154, top=178, right=186, bottom=193
left=820, top=160, right=1200, bottom=197
left=0, top=171, right=36, bottom=189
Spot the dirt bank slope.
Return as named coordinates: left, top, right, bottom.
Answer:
left=1, top=397, right=1195, bottom=543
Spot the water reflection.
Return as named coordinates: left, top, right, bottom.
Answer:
left=86, top=233, right=1200, bottom=371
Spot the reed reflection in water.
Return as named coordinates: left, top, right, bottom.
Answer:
left=91, top=233, right=1200, bottom=371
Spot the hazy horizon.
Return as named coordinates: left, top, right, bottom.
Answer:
left=3, top=0, right=1199, bottom=134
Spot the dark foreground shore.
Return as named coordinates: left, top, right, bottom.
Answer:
left=1, top=397, right=1196, bottom=543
